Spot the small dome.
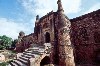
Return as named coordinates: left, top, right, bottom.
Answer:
left=19, top=31, right=25, bottom=36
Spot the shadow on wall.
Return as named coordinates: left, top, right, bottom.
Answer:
left=40, top=56, right=50, bottom=66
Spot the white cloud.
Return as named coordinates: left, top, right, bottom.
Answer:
left=62, top=0, right=81, bottom=14
left=0, top=18, right=32, bottom=39
left=84, top=3, right=100, bottom=14
left=18, top=0, right=82, bottom=17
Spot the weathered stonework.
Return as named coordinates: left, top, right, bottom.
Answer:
left=70, top=9, right=100, bottom=66
left=57, top=0, right=75, bottom=66
left=15, top=0, right=100, bottom=66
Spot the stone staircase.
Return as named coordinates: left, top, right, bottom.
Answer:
left=8, top=43, right=51, bottom=66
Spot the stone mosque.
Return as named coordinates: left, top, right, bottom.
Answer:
left=9, top=0, right=100, bottom=66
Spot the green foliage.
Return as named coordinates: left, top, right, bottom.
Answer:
left=0, top=62, right=8, bottom=66
left=0, top=35, right=13, bottom=50
left=11, top=39, right=18, bottom=48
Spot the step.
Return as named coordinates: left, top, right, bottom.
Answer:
left=29, top=48, right=45, bottom=51
left=17, top=58, right=28, bottom=65
left=21, top=55, right=33, bottom=58
left=26, top=52, right=40, bottom=55
left=23, top=51, right=42, bottom=56
left=32, top=51, right=41, bottom=54
left=38, top=50, right=45, bottom=54
left=32, top=54, right=40, bottom=58
left=19, top=56, right=29, bottom=61
left=26, top=48, right=39, bottom=51
left=23, top=52, right=34, bottom=56
left=22, top=54, right=33, bottom=58
left=24, top=48, right=44, bottom=54
left=24, top=54, right=35, bottom=58
left=31, top=51, right=43, bottom=55
left=10, top=62, right=18, bottom=66
left=22, top=53, right=40, bottom=58
left=24, top=51, right=32, bottom=53
left=27, top=49, right=40, bottom=52
left=13, top=60, right=25, bottom=66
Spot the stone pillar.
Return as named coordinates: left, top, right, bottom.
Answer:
left=57, top=2, right=75, bottom=64
left=57, top=13, right=75, bottom=66
left=57, top=0, right=75, bottom=66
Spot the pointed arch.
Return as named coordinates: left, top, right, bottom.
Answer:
left=45, top=32, right=50, bottom=43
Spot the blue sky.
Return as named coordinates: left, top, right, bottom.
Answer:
left=0, top=0, right=100, bottom=39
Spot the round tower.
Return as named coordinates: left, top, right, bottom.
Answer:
left=57, top=0, right=75, bottom=66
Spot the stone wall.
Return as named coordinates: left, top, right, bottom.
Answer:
left=34, top=11, right=55, bottom=44
left=16, top=33, right=36, bottom=52
left=70, top=9, right=100, bottom=66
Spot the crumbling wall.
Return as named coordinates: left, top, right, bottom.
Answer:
left=70, top=9, right=100, bottom=66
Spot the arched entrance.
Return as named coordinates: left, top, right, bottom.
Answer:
left=45, top=32, right=50, bottom=43
left=40, top=56, right=50, bottom=66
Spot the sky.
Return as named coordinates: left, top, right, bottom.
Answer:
left=0, top=0, right=100, bottom=39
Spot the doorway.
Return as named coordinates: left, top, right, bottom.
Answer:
left=45, top=32, right=50, bottom=43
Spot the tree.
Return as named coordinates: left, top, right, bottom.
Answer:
left=11, top=39, right=18, bottom=48
left=0, top=35, right=13, bottom=50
